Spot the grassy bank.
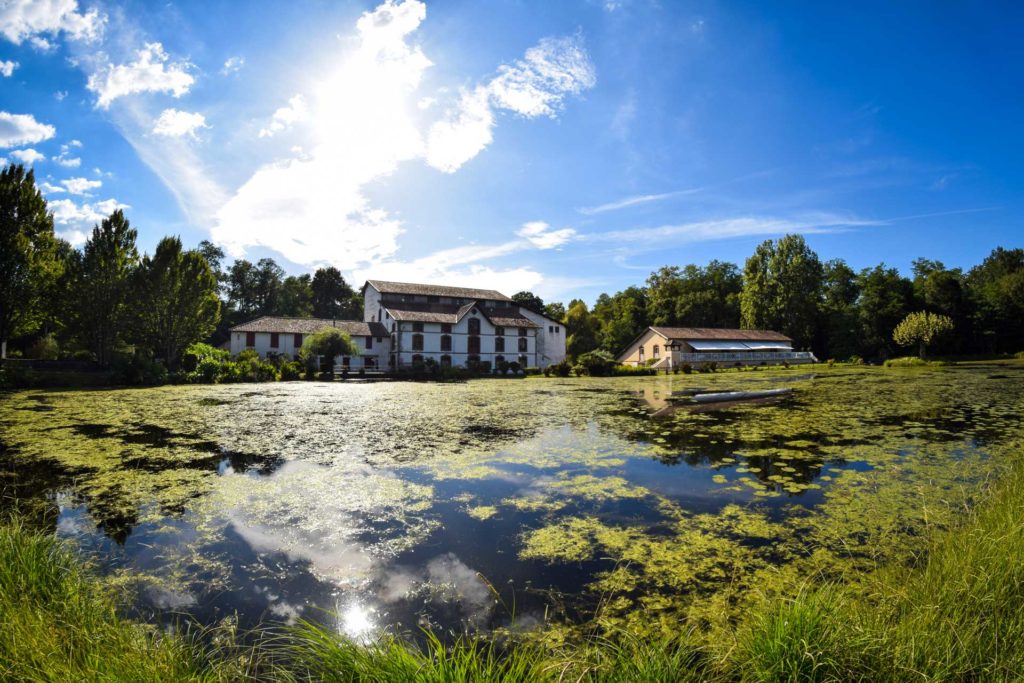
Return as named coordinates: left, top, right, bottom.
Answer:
left=3, top=449, right=1023, bottom=681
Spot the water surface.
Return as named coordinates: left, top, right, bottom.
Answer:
left=2, top=364, right=1022, bottom=640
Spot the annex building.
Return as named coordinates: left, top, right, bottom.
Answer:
left=229, top=280, right=566, bottom=371
left=616, top=326, right=817, bottom=369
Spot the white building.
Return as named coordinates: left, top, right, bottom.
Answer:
left=362, top=280, right=566, bottom=371
left=616, top=326, right=817, bottom=369
left=229, top=317, right=390, bottom=369
left=228, top=280, right=567, bottom=373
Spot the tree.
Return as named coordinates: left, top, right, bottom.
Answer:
left=965, top=248, right=1024, bottom=353
left=592, top=286, right=648, bottom=354
left=818, top=259, right=861, bottom=360
left=196, top=240, right=227, bottom=292
left=130, top=237, right=220, bottom=369
left=564, top=299, right=598, bottom=358
left=512, top=291, right=545, bottom=314
left=856, top=264, right=916, bottom=359
left=912, top=258, right=970, bottom=353
left=311, top=267, right=359, bottom=318
left=893, top=311, right=954, bottom=359
left=645, top=266, right=685, bottom=326
left=740, top=234, right=824, bottom=348
left=0, top=164, right=60, bottom=358
left=300, top=327, right=358, bottom=376
left=226, top=257, right=284, bottom=318
left=279, top=274, right=313, bottom=317
left=70, top=210, right=139, bottom=365
left=544, top=301, right=566, bottom=322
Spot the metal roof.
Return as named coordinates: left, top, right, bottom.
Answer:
left=651, top=326, right=792, bottom=342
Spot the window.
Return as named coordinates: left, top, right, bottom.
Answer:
left=391, top=323, right=396, bottom=333
left=270, top=332, right=279, bottom=348
left=518, top=355, right=528, bottom=367
left=468, top=336, right=480, bottom=354
left=639, top=346, right=645, bottom=361
left=494, top=326, right=504, bottom=336
left=294, top=333, right=303, bottom=348
left=378, top=309, right=382, bottom=321
left=495, top=355, right=505, bottom=365
left=519, top=328, right=527, bottom=336
left=440, top=335, right=451, bottom=352
left=441, top=323, right=452, bottom=333
left=366, top=358, right=376, bottom=368
left=365, top=335, right=372, bottom=349
left=413, top=322, right=424, bottom=332
left=549, top=325, right=554, bottom=333
left=653, top=345, right=660, bottom=358
left=440, top=355, right=452, bottom=368
left=412, top=334, right=424, bottom=351
left=468, top=354, right=480, bottom=364
left=495, top=337, right=505, bottom=352
left=468, top=318, right=480, bottom=335
left=556, top=326, right=560, bottom=334
left=342, top=356, right=350, bottom=367
left=518, top=337, right=528, bottom=352
left=245, top=332, right=255, bottom=347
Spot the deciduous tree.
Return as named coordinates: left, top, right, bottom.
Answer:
left=893, top=311, right=954, bottom=359
left=740, top=234, right=824, bottom=348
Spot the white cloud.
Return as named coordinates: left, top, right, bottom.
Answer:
left=0, top=60, right=17, bottom=77
left=52, top=141, right=82, bottom=167
left=56, top=228, right=88, bottom=246
left=258, top=95, right=308, bottom=138
left=60, top=176, right=101, bottom=195
left=516, top=221, right=575, bottom=249
left=87, top=42, right=194, bottom=109
left=221, top=56, right=244, bottom=75
left=152, top=108, right=209, bottom=138
left=0, top=111, right=56, bottom=148
left=39, top=181, right=64, bottom=193
left=579, top=190, right=692, bottom=215
left=49, top=197, right=128, bottom=226
left=9, top=147, right=45, bottom=164
left=205, top=0, right=592, bottom=275
left=0, top=0, right=104, bottom=46
left=425, top=34, right=595, bottom=173
left=54, top=89, right=68, bottom=100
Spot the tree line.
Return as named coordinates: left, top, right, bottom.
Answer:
left=3, top=163, right=1021, bottom=369
left=0, top=164, right=362, bottom=370
left=515, top=234, right=1023, bottom=361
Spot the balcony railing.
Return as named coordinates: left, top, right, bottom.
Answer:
left=673, top=351, right=817, bottom=364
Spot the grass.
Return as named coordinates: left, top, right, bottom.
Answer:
left=3, top=449, right=1024, bottom=681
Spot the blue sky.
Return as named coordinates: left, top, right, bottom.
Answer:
left=1, top=0, right=1021, bottom=304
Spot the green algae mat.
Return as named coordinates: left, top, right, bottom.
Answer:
left=2, top=363, right=1022, bottom=642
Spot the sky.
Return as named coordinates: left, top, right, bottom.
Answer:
left=1, top=0, right=1021, bottom=305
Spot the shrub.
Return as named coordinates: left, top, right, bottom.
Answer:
left=708, top=361, right=719, bottom=372
left=846, top=355, right=865, bottom=365
left=182, top=343, right=227, bottom=372
left=27, top=334, right=59, bottom=360
left=1015, top=351, right=1024, bottom=360
left=280, top=361, right=304, bottom=381
left=508, top=361, right=522, bottom=375
left=610, top=364, right=656, bottom=376
left=524, top=366, right=541, bottom=376
left=542, top=366, right=551, bottom=377
left=112, top=351, right=167, bottom=385
left=551, top=359, right=572, bottom=377
left=496, top=359, right=510, bottom=376
left=827, top=358, right=836, bottom=368
left=576, top=350, right=616, bottom=376
left=70, top=349, right=96, bottom=362
left=681, top=363, right=692, bottom=374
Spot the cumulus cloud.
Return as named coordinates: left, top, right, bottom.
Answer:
left=9, top=148, right=45, bottom=164
left=221, top=55, right=244, bottom=75
left=87, top=42, right=194, bottom=109
left=212, top=0, right=593, bottom=277
left=60, top=176, right=101, bottom=195
left=258, top=95, right=308, bottom=138
left=51, top=140, right=82, bottom=167
left=0, top=111, right=56, bottom=148
left=0, top=0, right=104, bottom=46
left=152, top=108, right=209, bottom=138
left=425, top=34, right=595, bottom=173
left=0, top=60, right=16, bottom=76
left=56, top=227, right=88, bottom=246
left=38, top=181, right=63, bottom=193
left=49, top=197, right=129, bottom=226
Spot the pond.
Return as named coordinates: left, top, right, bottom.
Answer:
left=2, top=364, right=1023, bottom=642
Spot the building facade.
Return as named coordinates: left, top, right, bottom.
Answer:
left=616, top=326, right=817, bottom=369
left=228, top=280, right=567, bottom=372
left=229, top=317, right=390, bottom=369
left=362, top=280, right=566, bottom=370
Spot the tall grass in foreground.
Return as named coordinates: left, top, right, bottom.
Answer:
left=0, top=519, right=252, bottom=682
left=1, top=451, right=1022, bottom=681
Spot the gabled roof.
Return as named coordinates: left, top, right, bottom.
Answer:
left=650, top=327, right=792, bottom=342
left=364, top=279, right=512, bottom=302
left=230, top=316, right=388, bottom=337
left=382, top=302, right=539, bottom=328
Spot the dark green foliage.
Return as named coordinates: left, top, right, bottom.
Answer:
left=300, top=328, right=358, bottom=378
left=129, top=237, right=220, bottom=369
left=855, top=264, right=916, bottom=359
left=565, top=300, right=599, bottom=357
left=575, top=350, right=617, bottom=376
left=966, top=247, right=1024, bottom=353
left=647, top=261, right=741, bottom=328
left=512, top=290, right=545, bottom=313
left=68, top=210, right=139, bottom=365
left=0, top=164, right=61, bottom=358
left=311, top=266, right=361, bottom=319
left=592, top=286, right=648, bottom=354
left=740, top=234, right=823, bottom=349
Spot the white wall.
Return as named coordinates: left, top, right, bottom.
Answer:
left=519, top=309, right=566, bottom=367
left=230, top=330, right=390, bottom=369
left=392, top=309, right=538, bottom=369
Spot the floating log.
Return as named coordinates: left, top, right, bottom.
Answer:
left=683, top=387, right=793, bottom=404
